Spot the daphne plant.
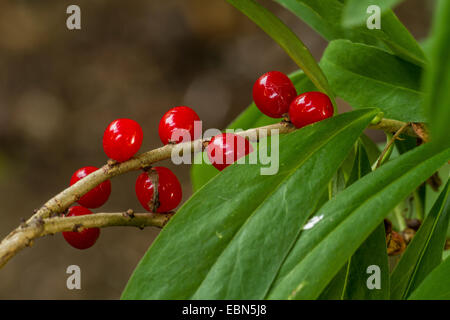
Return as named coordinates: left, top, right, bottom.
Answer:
left=0, top=0, right=449, bottom=301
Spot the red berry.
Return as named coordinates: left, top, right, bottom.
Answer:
left=70, top=166, right=111, bottom=209
left=253, top=71, right=297, bottom=118
left=158, top=106, right=201, bottom=145
left=62, top=206, right=100, bottom=250
left=103, top=118, right=143, bottom=162
left=135, top=167, right=182, bottom=213
left=207, top=133, right=253, bottom=171
left=288, top=91, right=334, bottom=128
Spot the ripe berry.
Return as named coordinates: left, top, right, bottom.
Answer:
left=207, top=133, right=253, bottom=171
left=103, top=118, right=143, bottom=162
left=288, top=91, right=334, bottom=129
left=158, top=106, right=201, bottom=145
left=70, top=166, right=111, bottom=209
left=253, top=71, right=297, bottom=118
left=62, top=206, right=100, bottom=250
left=135, top=167, right=182, bottom=213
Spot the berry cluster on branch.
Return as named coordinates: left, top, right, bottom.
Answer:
left=0, top=70, right=421, bottom=269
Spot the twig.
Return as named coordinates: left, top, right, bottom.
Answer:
left=26, top=121, right=295, bottom=225
left=369, top=118, right=416, bottom=138
left=0, top=212, right=173, bottom=268
left=376, top=122, right=411, bottom=168
left=0, top=118, right=418, bottom=269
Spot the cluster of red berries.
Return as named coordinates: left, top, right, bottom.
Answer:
left=63, top=105, right=247, bottom=249
left=253, top=71, right=334, bottom=127
left=64, top=113, right=185, bottom=250
left=62, top=71, right=333, bottom=250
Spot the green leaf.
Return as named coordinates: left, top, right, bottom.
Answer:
left=274, top=0, right=425, bottom=66
left=340, top=224, right=389, bottom=299
left=422, top=0, right=450, bottom=148
left=390, top=179, right=450, bottom=299
left=267, top=143, right=450, bottom=299
left=379, top=11, right=426, bottom=67
left=121, top=109, right=379, bottom=299
left=190, top=70, right=316, bottom=192
left=321, top=40, right=425, bottom=122
left=319, top=143, right=389, bottom=299
left=273, top=0, right=425, bottom=66
left=408, top=253, right=450, bottom=300
left=274, top=0, right=378, bottom=44
left=342, top=0, right=405, bottom=28
left=226, top=0, right=334, bottom=104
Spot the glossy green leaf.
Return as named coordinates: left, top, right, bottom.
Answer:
left=122, top=109, right=379, bottom=299
left=342, top=0, right=405, bottom=28
left=319, top=143, right=389, bottom=299
left=321, top=40, right=425, bottom=122
left=268, top=143, right=450, bottom=299
left=226, top=0, right=334, bottom=103
left=390, top=179, right=450, bottom=299
left=422, top=0, right=450, bottom=148
left=190, top=70, right=316, bottom=192
left=339, top=224, right=389, bottom=299
left=408, top=253, right=450, bottom=300
left=273, top=0, right=425, bottom=66
left=379, top=11, right=426, bottom=66
left=274, top=0, right=378, bottom=44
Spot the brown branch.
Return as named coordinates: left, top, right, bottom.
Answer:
left=27, top=121, right=296, bottom=224
left=0, top=212, right=173, bottom=268
left=0, top=117, right=419, bottom=269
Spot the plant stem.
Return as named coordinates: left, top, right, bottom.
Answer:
left=376, top=122, right=411, bottom=168
left=412, top=189, right=424, bottom=220
left=370, top=119, right=416, bottom=137
left=394, top=205, right=407, bottom=231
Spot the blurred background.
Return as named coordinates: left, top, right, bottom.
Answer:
left=0, top=0, right=434, bottom=299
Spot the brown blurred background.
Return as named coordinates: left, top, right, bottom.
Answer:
left=0, top=0, right=434, bottom=299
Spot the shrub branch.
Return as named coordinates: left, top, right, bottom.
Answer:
left=0, top=118, right=418, bottom=269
